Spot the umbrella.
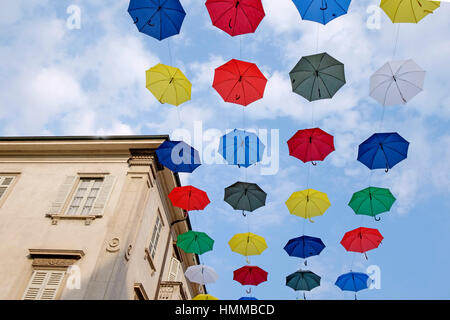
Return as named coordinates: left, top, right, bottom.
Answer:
left=168, top=186, right=210, bottom=211
left=218, top=129, right=265, bottom=168
left=146, top=63, right=191, bottom=106
left=156, top=140, right=201, bottom=173
left=213, top=59, right=267, bottom=106
left=348, top=187, right=396, bottom=221
left=284, top=236, right=326, bottom=263
left=380, top=0, right=440, bottom=23
left=287, top=128, right=335, bottom=164
left=177, top=231, right=214, bottom=255
left=224, top=181, right=267, bottom=216
left=193, top=294, right=219, bottom=300
left=292, top=0, right=352, bottom=25
left=335, top=272, right=370, bottom=299
left=128, top=0, right=186, bottom=41
left=205, top=0, right=265, bottom=36
left=285, top=189, right=331, bottom=222
left=370, top=59, right=426, bottom=106
left=290, top=52, right=346, bottom=102
left=357, top=132, right=409, bottom=172
left=340, top=227, right=383, bottom=258
left=185, top=265, right=219, bottom=285
left=233, top=266, right=268, bottom=286
left=239, top=297, right=258, bottom=300
left=286, top=270, right=321, bottom=299
left=228, top=232, right=268, bottom=259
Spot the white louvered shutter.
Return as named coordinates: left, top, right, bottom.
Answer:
left=91, top=176, right=115, bottom=216
left=168, top=257, right=181, bottom=282
left=23, top=271, right=65, bottom=300
left=47, top=176, right=77, bottom=215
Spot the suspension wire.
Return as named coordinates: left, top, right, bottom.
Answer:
left=392, top=24, right=400, bottom=60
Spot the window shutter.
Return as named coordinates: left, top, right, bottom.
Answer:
left=47, top=176, right=77, bottom=215
left=168, top=257, right=181, bottom=282
left=23, top=270, right=65, bottom=300
left=91, top=175, right=115, bottom=216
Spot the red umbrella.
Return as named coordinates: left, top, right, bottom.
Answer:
left=168, top=186, right=210, bottom=211
left=205, top=0, right=265, bottom=37
left=233, top=266, right=268, bottom=286
left=287, top=128, right=335, bottom=164
left=213, top=59, right=267, bottom=106
left=340, top=227, right=383, bottom=256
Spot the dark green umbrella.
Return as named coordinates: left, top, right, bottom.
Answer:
left=224, top=182, right=267, bottom=216
left=348, top=187, right=396, bottom=221
left=286, top=270, right=321, bottom=299
left=289, top=52, right=346, bottom=102
left=177, top=231, right=214, bottom=255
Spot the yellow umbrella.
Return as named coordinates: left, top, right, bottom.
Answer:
left=285, top=189, right=331, bottom=222
left=228, top=232, right=268, bottom=258
left=145, top=63, right=191, bottom=106
left=193, top=294, right=219, bottom=300
left=380, top=0, right=440, bottom=23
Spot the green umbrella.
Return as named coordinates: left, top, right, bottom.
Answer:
left=286, top=270, right=321, bottom=299
left=224, top=181, right=267, bottom=216
left=348, top=187, right=396, bottom=221
left=289, top=52, right=346, bottom=102
left=177, top=231, right=214, bottom=255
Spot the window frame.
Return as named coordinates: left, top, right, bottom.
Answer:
left=0, top=173, right=20, bottom=208
left=145, top=209, right=165, bottom=274
left=65, top=177, right=104, bottom=216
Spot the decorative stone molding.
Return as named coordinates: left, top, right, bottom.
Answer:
left=48, top=214, right=98, bottom=225
left=127, top=149, right=156, bottom=167
left=125, top=244, right=133, bottom=261
left=106, top=237, right=120, bottom=253
left=28, top=249, right=85, bottom=270
left=144, top=248, right=156, bottom=275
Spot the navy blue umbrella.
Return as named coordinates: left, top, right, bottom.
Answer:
left=218, top=129, right=265, bottom=168
left=284, top=236, right=325, bottom=264
left=238, top=297, right=258, bottom=300
left=357, top=132, right=409, bottom=172
left=335, top=272, right=370, bottom=299
left=156, top=140, right=201, bottom=173
left=128, top=0, right=186, bottom=41
left=292, top=0, right=352, bottom=25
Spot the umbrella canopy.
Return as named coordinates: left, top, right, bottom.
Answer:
left=287, top=128, right=335, bottom=164
left=284, top=235, right=326, bottom=259
left=357, top=132, right=409, bottom=172
left=290, top=52, right=346, bottom=102
left=213, top=59, right=267, bottom=106
left=205, top=0, right=265, bottom=36
left=285, top=189, right=331, bottom=222
left=335, top=272, right=370, bottom=292
left=168, top=186, right=210, bottom=211
left=380, top=0, right=440, bottom=23
left=292, top=0, right=352, bottom=25
left=348, top=187, right=396, bottom=220
left=224, top=182, right=267, bottom=214
left=228, top=232, right=268, bottom=257
left=185, top=265, right=219, bottom=285
left=156, top=140, right=201, bottom=173
left=233, top=266, right=268, bottom=286
left=239, top=297, right=258, bottom=300
left=341, top=227, right=383, bottom=254
left=370, top=59, right=426, bottom=106
left=218, top=129, right=265, bottom=168
left=286, top=270, right=321, bottom=292
left=146, top=63, right=191, bottom=106
left=193, top=294, right=219, bottom=300
left=128, top=0, right=186, bottom=40
left=177, top=231, right=214, bottom=255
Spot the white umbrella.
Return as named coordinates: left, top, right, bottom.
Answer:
left=185, top=265, right=218, bottom=285
left=370, top=59, right=425, bottom=106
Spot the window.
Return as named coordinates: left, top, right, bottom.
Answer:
left=168, top=257, right=181, bottom=282
left=22, top=270, right=65, bottom=300
left=133, top=283, right=149, bottom=300
left=0, top=176, right=15, bottom=201
left=149, top=213, right=163, bottom=259
left=66, top=178, right=103, bottom=216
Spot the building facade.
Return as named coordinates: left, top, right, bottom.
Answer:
left=0, top=136, right=205, bottom=300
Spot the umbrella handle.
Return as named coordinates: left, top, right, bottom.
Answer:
left=385, top=168, right=389, bottom=173
left=242, top=210, right=247, bottom=217
left=134, top=17, right=139, bottom=24
left=309, top=218, right=315, bottom=223
left=229, top=19, right=233, bottom=29
left=355, top=293, right=357, bottom=300
left=364, top=252, right=368, bottom=260
left=246, top=288, right=252, bottom=294
left=312, top=161, right=317, bottom=166
left=303, top=292, right=306, bottom=300
left=374, top=216, right=381, bottom=221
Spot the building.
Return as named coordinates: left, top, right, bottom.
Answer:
left=0, top=136, right=206, bottom=300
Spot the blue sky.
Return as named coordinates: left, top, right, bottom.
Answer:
left=1, top=0, right=450, bottom=300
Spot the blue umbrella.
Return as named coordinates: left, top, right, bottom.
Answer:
left=284, top=236, right=325, bottom=264
left=357, top=132, right=409, bottom=172
left=156, top=140, right=201, bottom=173
left=238, top=297, right=258, bottom=300
left=335, top=272, right=370, bottom=299
left=292, top=0, right=352, bottom=25
left=218, top=129, right=265, bottom=168
left=128, top=0, right=186, bottom=41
